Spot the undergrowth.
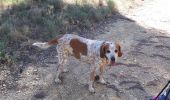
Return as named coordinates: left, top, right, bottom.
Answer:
left=0, top=0, right=134, bottom=63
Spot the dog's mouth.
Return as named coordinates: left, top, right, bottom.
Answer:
left=109, top=61, right=115, bottom=66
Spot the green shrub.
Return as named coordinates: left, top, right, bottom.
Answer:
left=107, top=0, right=116, bottom=12
left=1, top=0, right=25, bottom=5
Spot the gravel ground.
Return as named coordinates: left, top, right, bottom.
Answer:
left=0, top=0, right=170, bottom=100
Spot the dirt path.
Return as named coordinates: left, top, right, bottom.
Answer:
left=125, top=0, right=170, bottom=34
left=1, top=0, right=170, bottom=100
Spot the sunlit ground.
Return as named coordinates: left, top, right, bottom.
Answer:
left=0, top=0, right=25, bottom=13
left=126, top=0, right=170, bottom=35
left=0, top=0, right=25, bottom=9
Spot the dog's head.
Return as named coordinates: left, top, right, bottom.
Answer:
left=100, top=42, right=122, bottom=66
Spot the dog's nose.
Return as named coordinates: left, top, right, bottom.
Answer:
left=111, top=56, right=115, bottom=61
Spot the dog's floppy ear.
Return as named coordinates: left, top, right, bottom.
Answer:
left=100, top=43, right=108, bottom=58
left=115, top=42, right=122, bottom=57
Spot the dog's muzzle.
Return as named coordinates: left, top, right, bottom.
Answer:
left=109, top=56, right=115, bottom=66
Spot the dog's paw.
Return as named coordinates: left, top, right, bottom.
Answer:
left=89, top=87, right=95, bottom=93
left=55, top=78, right=62, bottom=84
left=62, top=69, right=69, bottom=73
left=99, top=78, right=107, bottom=85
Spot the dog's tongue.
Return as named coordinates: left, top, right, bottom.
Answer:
left=110, top=61, right=115, bottom=66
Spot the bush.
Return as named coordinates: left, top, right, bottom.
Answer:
left=107, top=0, right=116, bottom=12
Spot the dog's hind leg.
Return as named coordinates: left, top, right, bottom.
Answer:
left=55, top=53, right=63, bottom=83
left=61, top=49, right=69, bottom=73
left=55, top=46, right=68, bottom=83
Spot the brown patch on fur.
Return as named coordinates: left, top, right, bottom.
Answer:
left=115, top=42, right=122, bottom=57
left=100, top=43, right=109, bottom=59
left=70, top=39, right=87, bottom=59
left=48, top=37, right=58, bottom=45
left=48, top=34, right=65, bottom=45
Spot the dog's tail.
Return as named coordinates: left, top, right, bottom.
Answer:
left=33, top=37, right=58, bottom=49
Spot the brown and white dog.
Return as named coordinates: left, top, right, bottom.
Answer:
left=33, top=34, right=122, bottom=92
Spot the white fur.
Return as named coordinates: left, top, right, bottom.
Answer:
left=106, top=42, right=116, bottom=63
left=88, top=80, right=95, bottom=93
left=99, top=78, right=107, bottom=84
left=32, top=42, right=51, bottom=49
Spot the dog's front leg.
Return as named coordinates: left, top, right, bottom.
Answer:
left=88, top=68, right=96, bottom=93
left=94, top=60, right=106, bottom=84
left=99, top=64, right=107, bottom=84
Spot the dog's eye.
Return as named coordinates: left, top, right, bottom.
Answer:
left=106, top=50, right=110, bottom=53
left=115, top=49, right=118, bottom=53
